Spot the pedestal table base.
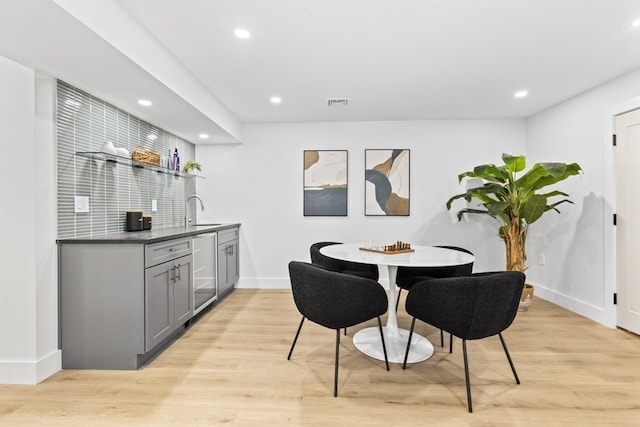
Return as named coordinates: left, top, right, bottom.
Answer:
left=353, top=326, right=434, bottom=364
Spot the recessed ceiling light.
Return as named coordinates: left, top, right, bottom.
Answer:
left=147, top=134, right=158, bottom=140
left=633, top=18, right=640, bottom=27
left=514, top=90, right=528, bottom=99
left=138, top=99, right=152, bottom=106
left=270, top=96, right=282, bottom=104
left=234, top=28, right=250, bottom=39
left=199, top=133, right=209, bottom=139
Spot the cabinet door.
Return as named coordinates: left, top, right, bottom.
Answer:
left=145, top=262, right=173, bottom=351
left=217, top=243, right=229, bottom=294
left=228, top=240, right=239, bottom=286
left=218, top=240, right=239, bottom=295
left=173, top=255, right=193, bottom=327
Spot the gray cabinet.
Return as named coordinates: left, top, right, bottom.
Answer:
left=144, top=254, right=192, bottom=351
left=59, top=236, right=193, bottom=369
left=217, top=227, right=239, bottom=296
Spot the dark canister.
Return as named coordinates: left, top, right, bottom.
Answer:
left=142, top=215, right=152, bottom=230
left=126, top=210, right=143, bottom=231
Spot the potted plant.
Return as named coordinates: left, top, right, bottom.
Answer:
left=445, top=153, right=582, bottom=309
left=183, top=160, right=202, bottom=175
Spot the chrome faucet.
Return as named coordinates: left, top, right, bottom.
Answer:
left=185, top=195, right=205, bottom=226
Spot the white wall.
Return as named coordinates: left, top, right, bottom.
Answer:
left=196, top=119, right=527, bottom=289
left=35, top=76, right=60, bottom=381
left=526, top=69, right=640, bottom=327
left=0, top=56, right=60, bottom=384
left=0, top=58, right=633, bottom=385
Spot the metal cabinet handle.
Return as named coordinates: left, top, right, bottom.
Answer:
left=175, top=263, right=181, bottom=281
left=171, top=265, right=176, bottom=282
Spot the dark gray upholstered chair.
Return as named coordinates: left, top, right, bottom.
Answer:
left=402, top=271, right=525, bottom=412
left=310, top=241, right=379, bottom=281
left=310, top=241, right=380, bottom=336
left=395, top=245, right=474, bottom=309
left=395, top=246, right=474, bottom=348
left=287, top=261, right=389, bottom=397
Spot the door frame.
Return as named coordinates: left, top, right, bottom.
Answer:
left=603, top=96, right=640, bottom=328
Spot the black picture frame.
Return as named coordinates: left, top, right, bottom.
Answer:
left=365, top=149, right=410, bottom=216
left=303, top=150, right=348, bottom=216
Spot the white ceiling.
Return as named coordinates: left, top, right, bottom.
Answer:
left=1, top=0, right=639, bottom=144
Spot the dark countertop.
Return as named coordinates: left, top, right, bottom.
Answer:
left=57, top=223, right=240, bottom=244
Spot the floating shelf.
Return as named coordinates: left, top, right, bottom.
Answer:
left=75, top=151, right=205, bottom=178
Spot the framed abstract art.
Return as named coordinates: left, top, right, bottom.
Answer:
left=365, top=149, right=410, bottom=216
left=303, top=150, right=348, bottom=216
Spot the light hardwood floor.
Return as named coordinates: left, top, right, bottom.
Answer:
left=1, top=289, right=638, bottom=426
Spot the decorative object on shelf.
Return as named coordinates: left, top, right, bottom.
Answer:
left=75, top=152, right=201, bottom=178
left=446, top=153, right=582, bottom=311
left=303, top=150, right=348, bottom=216
left=132, top=145, right=161, bottom=166
left=365, top=149, right=410, bottom=216
left=360, top=241, right=414, bottom=254
left=172, top=148, right=180, bottom=171
left=183, top=160, right=202, bottom=175
left=100, top=140, right=117, bottom=155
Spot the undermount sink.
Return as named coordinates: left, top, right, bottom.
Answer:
left=192, top=223, right=221, bottom=226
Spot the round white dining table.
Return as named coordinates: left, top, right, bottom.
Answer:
left=320, top=243, right=475, bottom=364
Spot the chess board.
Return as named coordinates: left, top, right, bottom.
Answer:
left=359, top=247, right=415, bottom=255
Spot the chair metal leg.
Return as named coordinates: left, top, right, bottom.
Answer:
left=334, top=329, right=340, bottom=397
left=440, top=329, right=444, bottom=347
left=449, top=334, right=454, bottom=353
left=499, top=332, right=520, bottom=384
left=462, top=339, right=473, bottom=413
left=395, top=288, right=402, bottom=312
left=287, top=316, right=305, bottom=360
left=402, top=317, right=417, bottom=369
left=377, top=316, right=390, bottom=371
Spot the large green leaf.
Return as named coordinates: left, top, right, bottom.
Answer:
left=473, top=164, right=510, bottom=183
left=446, top=193, right=467, bottom=210
left=455, top=207, right=491, bottom=221
left=516, top=162, right=581, bottom=193
left=538, top=190, right=569, bottom=198
left=468, top=183, right=507, bottom=202
left=521, top=194, right=548, bottom=224
left=538, top=162, right=567, bottom=177
left=458, top=170, right=479, bottom=183
left=548, top=198, right=574, bottom=213
left=502, top=153, right=526, bottom=173
left=486, top=201, right=510, bottom=217
left=531, top=163, right=581, bottom=191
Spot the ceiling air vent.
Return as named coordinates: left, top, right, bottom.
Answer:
left=327, top=98, right=350, bottom=107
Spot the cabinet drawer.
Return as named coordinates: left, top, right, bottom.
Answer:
left=145, top=237, right=192, bottom=268
left=218, top=227, right=239, bottom=245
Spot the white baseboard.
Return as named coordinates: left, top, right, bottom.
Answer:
left=236, top=277, right=290, bottom=289
left=236, top=277, right=394, bottom=290
left=236, top=277, right=614, bottom=328
left=0, top=349, right=61, bottom=385
left=529, top=281, right=614, bottom=328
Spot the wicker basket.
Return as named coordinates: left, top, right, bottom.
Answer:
left=132, top=145, right=161, bottom=166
